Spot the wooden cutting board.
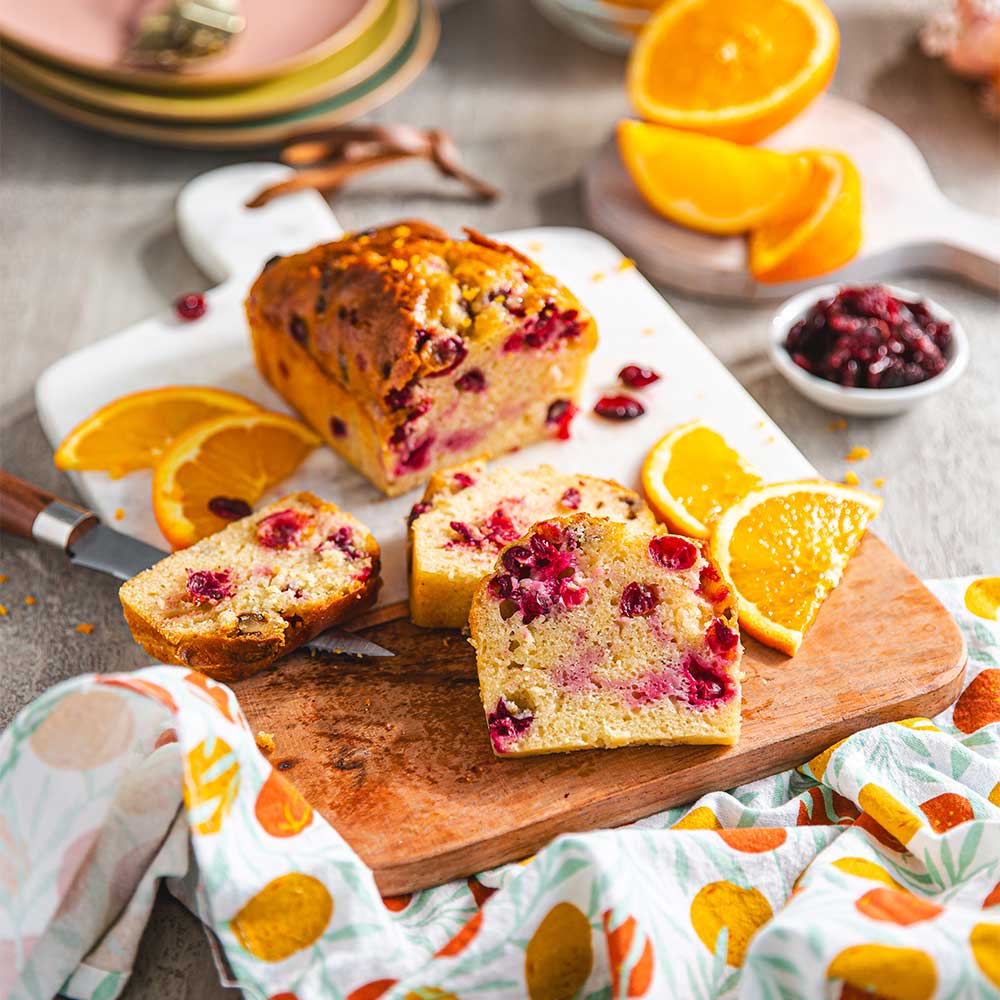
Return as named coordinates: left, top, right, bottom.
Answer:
left=35, top=163, right=966, bottom=893
left=234, top=536, right=965, bottom=895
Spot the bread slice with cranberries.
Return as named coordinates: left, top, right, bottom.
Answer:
left=408, top=457, right=656, bottom=629
left=119, top=493, right=379, bottom=681
left=469, top=514, right=742, bottom=756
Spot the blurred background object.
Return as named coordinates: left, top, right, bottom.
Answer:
left=921, top=0, right=1000, bottom=114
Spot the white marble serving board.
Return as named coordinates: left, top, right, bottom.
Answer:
left=36, top=162, right=814, bottom=605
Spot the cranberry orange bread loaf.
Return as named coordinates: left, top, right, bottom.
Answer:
left=409, top=457, right=656, bottom=629
left=469, top=515, right=742, bottom=756
left=246, top=222, right=597, bottom=496
left=120, top=493, right=379, bottom=681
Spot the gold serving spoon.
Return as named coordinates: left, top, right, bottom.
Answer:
left=124, top=0, right=246, bottom=70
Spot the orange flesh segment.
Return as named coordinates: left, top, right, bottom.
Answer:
left=664, top=427, right=762, bottom=529
left=54, top=388, right=260, bottom=478
left=726, top=491, right=876, bottom=632
left=154, top=415, right=319, bottom=548
left=639, top=0, right=821, bottom=111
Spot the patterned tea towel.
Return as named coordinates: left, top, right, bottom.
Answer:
left=1, top=577, right=999, bottom=1000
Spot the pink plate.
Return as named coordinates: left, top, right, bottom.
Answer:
left=0, top=0, right=385, bottom=89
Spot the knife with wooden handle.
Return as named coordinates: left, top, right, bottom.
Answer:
left=0, top=469, right=393, bottom=658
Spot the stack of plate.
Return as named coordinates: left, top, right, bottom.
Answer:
left=0, top=0, right=438, bottom=147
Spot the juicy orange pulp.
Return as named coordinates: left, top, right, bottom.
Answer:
left=618, top=120, right=813, bottom=235
left=152, top=412, right=320, bottom=548
left=749, top=149, right=863, bottom=283
left=711, top=481, right=882, bottom=654
left=627, top=0, right=840, bottom=143
left=54, top=386, right=260, bottom=478
left=642, top=421, right=762, bottom=538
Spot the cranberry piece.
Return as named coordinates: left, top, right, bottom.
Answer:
left=453, top=471, right=476, bottom=489
left=288, top=314, right=308, bottom=344
left=618, top=364, right=661, bottom=388
left=619, top=582, right=658, bottom=617
left=322, top=525, right=360, bottom=559
left=546, top=399, right=579, bottom=440
left=352, top=566, right=373, bottom=583
left=329, top=417, right=347, bottom=438
left=683, top=655, right=733, bottom=707
left=482, top=508, right=520, bottom=545
left=649, top=535, right=698, bottom=571
left=450, top=521, right=477, bottom=545
left=186, top=569, right=233, bottom=603
left=455, top=368, right=486, bottom=393
left=256, top=509, right=313, bottom=549
left=488, top=698, right=534, bottom=753
left=426, top=337, right=468, bottom=377
left=175, top=293, right=206, bottom=321
left=594, top=395, right=645, bottom=421
left=560, top=487, right=581, bottom=509
left=501, top=545, right=531, bottom=575
left=502, top=333, right=524, bottom=353
left=384, top=386, right=412, bottom=411
left=208, top=496, right=251, bottom=521
left=489, top=573, right=515, bottom=599
left=706, top=619, right=739, bottom=656
left=407, top=501, right=431, bottom=527
left=396, top=436, right=434, bottom=472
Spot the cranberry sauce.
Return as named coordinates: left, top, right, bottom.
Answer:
left=784, top=285, right=952, bottom=389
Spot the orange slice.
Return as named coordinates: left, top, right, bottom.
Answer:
left=641, top=421, right=763, bottom=538
left=54, top=387, right=261, bottom=479
left=710, top=481, right=882, bottom=655
left=627, top=0, right=840, bottom=144
left=749, top=150, right=862, bottom=283
left=618, top=120, right=812, bottom=235
left=152, top=412, right=320, bottom=548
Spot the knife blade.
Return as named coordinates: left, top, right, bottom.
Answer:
left=0, top=469, right=393, bottom=658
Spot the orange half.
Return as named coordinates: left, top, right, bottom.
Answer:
left=627, top=0, right=840, bottom=144
left=710, top=480, right=881, bottom=655
left=54, top=386, right=261, bottom=479
left=152, top=411, right=320, bottom=548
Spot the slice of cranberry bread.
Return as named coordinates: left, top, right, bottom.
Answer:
left=469, top=514, right=742, bottom=756
left=246, top=221, right=597, bottom=496
left=409, top=458, right=656, bottom=629
left=119, top=493, right=379, bottom=681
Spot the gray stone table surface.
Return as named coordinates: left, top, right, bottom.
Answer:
left=1, top=0, right=998, bottom=996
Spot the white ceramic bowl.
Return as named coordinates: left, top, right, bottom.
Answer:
left=769, top=283, right=970, bottom=417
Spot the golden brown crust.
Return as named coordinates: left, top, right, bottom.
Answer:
left=245, top=220, right=595, bottom=414
left=121, top=575, right=380, bottom=682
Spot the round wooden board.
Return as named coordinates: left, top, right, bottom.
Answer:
left=1, top=2, right=438, bottom=149
left=585, top=95, right=1000, bottom=301
left=0, top=0, right=416, bottom=124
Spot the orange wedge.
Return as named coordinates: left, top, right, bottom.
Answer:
left=710, top=481, right=882, bottom=655
left=642, top=421, right=763, bottom=537
left=618, top=120, right=812, bottom=235
left=54, top=387, right=261, bottom=479
left=627, top=0, right=839, bottom=144
left=749, top=150, right=862, bottom=283
left=152, top=412, right=320, bottom=548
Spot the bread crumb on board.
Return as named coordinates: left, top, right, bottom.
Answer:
left=255, top=731, right=276, bottom=754
left=75, top=623, right=95, bottom=635
left=845, top=446, right=870, bottom=462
